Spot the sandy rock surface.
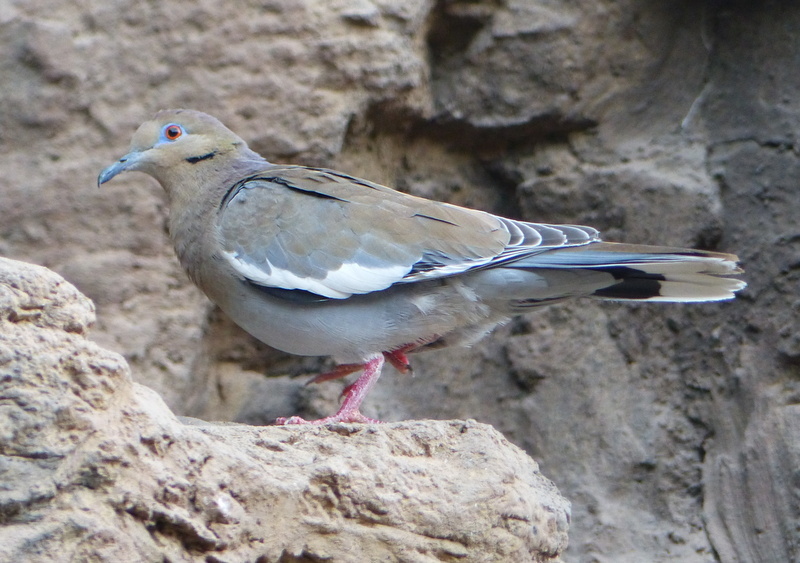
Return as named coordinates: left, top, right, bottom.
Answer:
left=2, top=1, right=798, bottom=561
left=0, top=257, right=569, bottom=562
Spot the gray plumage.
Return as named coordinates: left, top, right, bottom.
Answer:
left=99, top=109, right=745, bottom=424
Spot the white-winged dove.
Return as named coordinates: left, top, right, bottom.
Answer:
left=99, top=109, right=745, bottom=424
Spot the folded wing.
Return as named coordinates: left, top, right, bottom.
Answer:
left=217, top=166, right=599, bottom=299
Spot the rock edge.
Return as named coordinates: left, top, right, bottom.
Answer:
left=0, top=257, right=569, bottom=562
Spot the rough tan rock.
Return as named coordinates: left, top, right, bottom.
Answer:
left=0, top=257, right=570, bottom=562
left=2, top=1, right=799, bottom=561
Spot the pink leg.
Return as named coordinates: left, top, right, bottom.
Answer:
left=276, top=355, right=385, bottom=425
left=305, top=362, right=364, bottom=385
left=308, top=348, right=413, bottom=385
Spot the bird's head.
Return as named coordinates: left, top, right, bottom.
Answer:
left=98, top=109, right=260, bottom=189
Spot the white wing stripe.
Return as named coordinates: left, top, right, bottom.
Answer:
left=224, top=251, right=409, bottom=299
left=323, top=262, right=410, bottom=294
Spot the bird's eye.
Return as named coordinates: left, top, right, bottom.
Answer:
left=163, top=124, right=183, bottom=141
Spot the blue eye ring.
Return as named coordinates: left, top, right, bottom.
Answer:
left=162, top=124, right=183, bottom=141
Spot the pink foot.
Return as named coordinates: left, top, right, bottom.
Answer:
left=275, top=411, right=382, bottom=425
left=276, top=355, right=385, bottom=425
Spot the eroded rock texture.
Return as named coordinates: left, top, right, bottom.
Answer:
left=0, top=257, right=569, bottom=562
left=1, top=1, right=798, bottom=561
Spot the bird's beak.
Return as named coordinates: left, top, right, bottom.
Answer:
left=97, top=151, right=142, bottom=186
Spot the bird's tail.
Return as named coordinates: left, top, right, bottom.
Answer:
left=508, top=242, right=746, bottom=303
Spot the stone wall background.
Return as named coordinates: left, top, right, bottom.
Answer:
left=1, top=1, right=798, bottom=561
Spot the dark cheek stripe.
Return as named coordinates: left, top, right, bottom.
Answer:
left=185, top=152, right=217, bottom=164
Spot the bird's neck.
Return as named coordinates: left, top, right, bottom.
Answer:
left=165, top=151, right=270, bottom=286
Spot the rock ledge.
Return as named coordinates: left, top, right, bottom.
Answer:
left=0, top=257, right=569, bottom=562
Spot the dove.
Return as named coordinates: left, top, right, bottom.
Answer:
left=98, top=109, right=745, bottom=424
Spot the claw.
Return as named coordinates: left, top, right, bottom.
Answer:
left=383, top=349, right=412, bottom=374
